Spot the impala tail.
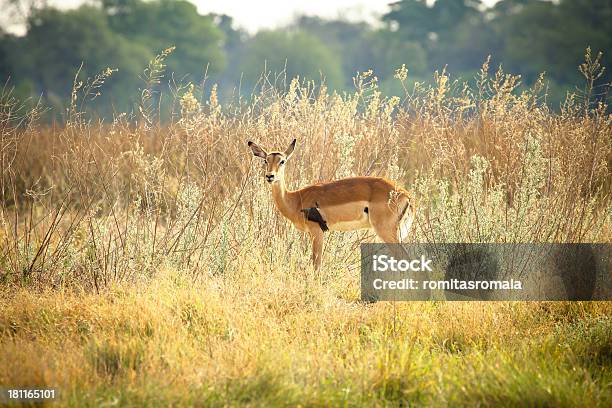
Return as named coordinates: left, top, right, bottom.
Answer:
left=399, top=198, right=416, bottom=243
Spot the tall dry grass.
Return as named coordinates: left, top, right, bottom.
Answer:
left=0, top=48, right=609, bottom=289
left=0, top=48, right=610, bottom=406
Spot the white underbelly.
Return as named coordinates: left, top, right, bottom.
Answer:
left=316, top=201, right=372, bottom=232
left=328, top=214, right=371, bottom=231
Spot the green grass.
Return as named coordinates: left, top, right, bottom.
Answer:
left=1, top=270, right=610, bottom=407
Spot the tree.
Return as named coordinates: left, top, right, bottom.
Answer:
left=432, top=0, right=482, bottom=33
left=495, top=0, right=611, bottom=84
left=13, top=6, right=152, bottom=115
left=293, top=16, right=428, bottom=88
left=294, top=16, right=371, bottom=81
left=384, top=0, right=434, bottom=43
left=2, top=0, right=228, bottom=118
left=103, top=0, right=226, bottom=79
left=236, top=30, right=344, bottom=91
left=383, top=0, right=489, bottom=74
left=370, top=30, right=427, bottom=78
left=0, top=30, right=15, bottom=81
left=209, top=13, right=246, bottom=53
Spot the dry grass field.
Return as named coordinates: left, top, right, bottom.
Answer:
left=0, top=50, right=611, bottom=406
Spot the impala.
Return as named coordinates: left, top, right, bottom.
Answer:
left=248, top=139, right=416, bottom=271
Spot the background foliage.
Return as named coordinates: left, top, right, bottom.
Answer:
left=1, top=0, right=611, bottom=119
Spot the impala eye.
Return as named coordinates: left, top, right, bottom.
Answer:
left=264, top=159, right=268, bottom=164
left=280, top=160, right=285, bottom=165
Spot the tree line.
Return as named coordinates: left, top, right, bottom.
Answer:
left=1, top=0, right=610, bottom=119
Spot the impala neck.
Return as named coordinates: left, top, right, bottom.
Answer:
left=271, top=177, right=295, bottom=219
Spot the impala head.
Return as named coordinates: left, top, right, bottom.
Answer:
left=248, top=139, right=296, bottom=184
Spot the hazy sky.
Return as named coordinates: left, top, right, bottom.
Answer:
left=42, top=0, right=497, bottom=33
left=188, top=0, right=391, bottom=32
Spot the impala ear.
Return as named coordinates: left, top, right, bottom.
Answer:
left=248, top=140, right=268, bottom=159
left=284, top=138, right=296, bottom=160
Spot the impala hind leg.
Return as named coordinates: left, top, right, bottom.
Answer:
left=370, top=208, right=410, bottom=261
left=372, top=224, right=401, bottom=246
left=371, top=198, right=414, bottom=244
left=372, top=212, right=430, bottom=300
left=369, top=207, right=401, bottom=244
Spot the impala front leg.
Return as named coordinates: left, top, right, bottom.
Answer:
left=309, top=228, right=324, bottom=272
